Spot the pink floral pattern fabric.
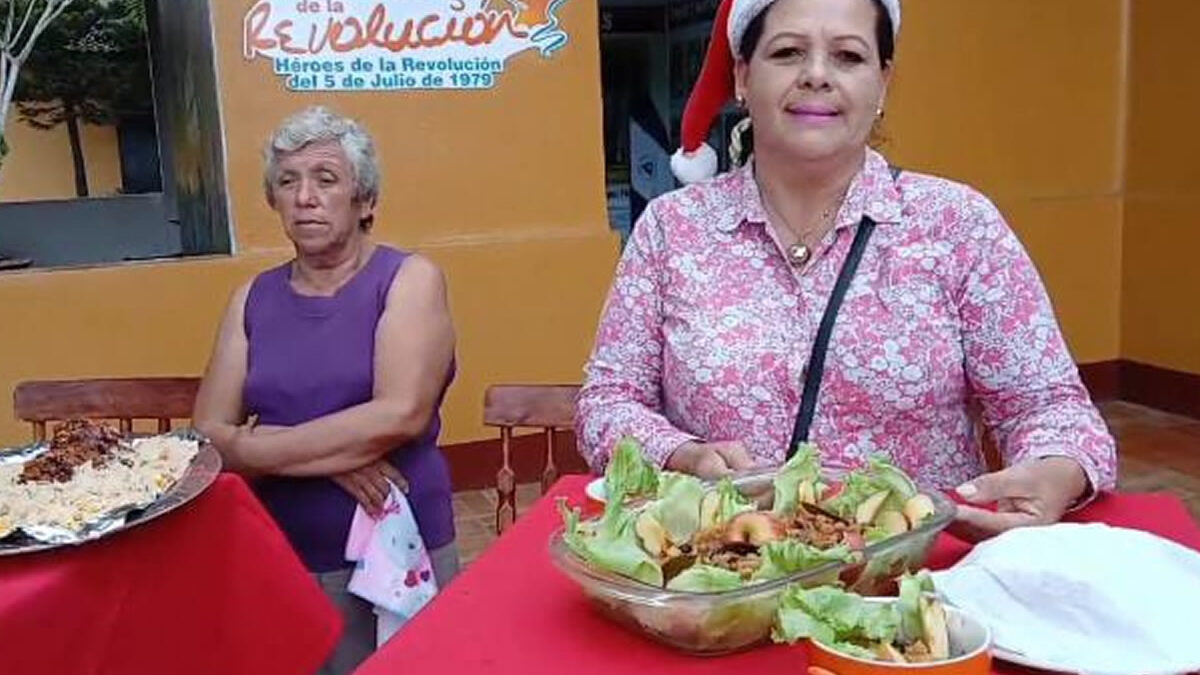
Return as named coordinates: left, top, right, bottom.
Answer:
left=576, top=149, right=1116, bottom=492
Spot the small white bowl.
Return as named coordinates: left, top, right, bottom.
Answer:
left=585, top=477, right=606, bottom=505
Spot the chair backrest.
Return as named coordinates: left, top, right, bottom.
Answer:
left=482, top=384, right=580, bottom=534
left=476, top=385, right=1001, bottom=534
left=13, top=377, right=202, bottom=442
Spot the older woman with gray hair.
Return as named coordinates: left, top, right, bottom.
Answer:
left=193, top=105, right=458, bottom=673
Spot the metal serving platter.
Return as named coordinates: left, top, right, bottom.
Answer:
left=0, top=433, right=221, bottom=556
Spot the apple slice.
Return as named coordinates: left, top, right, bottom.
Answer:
left=855, top=490, right=891, bottom=525
left=903, top=494, right=936, bottom=528
left=796, top=479, right=817, bottom=505
left=818, top=482, right=843, bottom=503
left=919, top=596, right=950, bottom=659
left=875, top=509, right=909, bottom=535
left=874, top=641, right=908, bottom=663
left=843, top=530, right=866, bottom=551
left=635, top=511, right=668, bottom=557
left=724, top=511, right=786, bottom=546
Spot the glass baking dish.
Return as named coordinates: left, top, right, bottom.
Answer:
left=548, top=469, right=957, bottom=655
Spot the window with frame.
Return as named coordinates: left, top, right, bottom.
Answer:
left=0, top=0, right=230, bottom=271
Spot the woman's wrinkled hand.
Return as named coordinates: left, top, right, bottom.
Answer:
left=331, top=460, right=410, bottom=518
left=665, top=440, right=756, bottom=480
left=950, top=456, right=1090, bottom=542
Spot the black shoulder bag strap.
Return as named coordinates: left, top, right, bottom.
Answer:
left=785, top=165, right=900, bottom=457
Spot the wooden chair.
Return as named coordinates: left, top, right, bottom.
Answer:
left=13, top=377, right=202, bottom=441
left=476, top=385, right=1001, bottom=533
left=482, top=384, right=580, bottom=534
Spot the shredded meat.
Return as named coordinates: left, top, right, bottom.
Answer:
left=689, top=525, right=758, bottom=577
left=786, top=505, right=864, bottom=549
left=686, top=504, right=866, bottom=579
left=692, top=524, right=727, bottom=559
left=18, top=419, right=122, bottom=484
left=902, top=640, right=935, bottom=663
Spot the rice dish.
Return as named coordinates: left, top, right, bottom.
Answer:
left=0, top=431, right=198, bottom=538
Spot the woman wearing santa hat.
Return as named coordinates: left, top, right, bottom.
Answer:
left=575, top=0, right=1116, bottom=540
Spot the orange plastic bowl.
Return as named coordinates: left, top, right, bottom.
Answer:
left=805, top=600, right=991, bottom=675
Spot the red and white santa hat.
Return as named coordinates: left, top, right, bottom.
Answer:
left=669, top=0, right=901, bottom=185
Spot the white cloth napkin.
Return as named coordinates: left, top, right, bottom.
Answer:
left=931, top=523, right=1200, bottom=675
left=344, top=483, right=438, bottom=646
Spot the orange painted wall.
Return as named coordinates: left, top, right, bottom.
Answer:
left=0, top=118, right=122, bottom=201
left=0, top=0, right=1150, bottom=448
left=1122, top=0, right=1200, bottom=374
left=885, top=0, right=1125, bottom=364
left=207, top=0, right=613, bottom=447
left=0, top=0, right=612, bottom=447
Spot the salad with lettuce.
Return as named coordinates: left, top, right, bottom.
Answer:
left=773, top=571, right=955, bottom=663
left=557, top=438, right=939, bottom=592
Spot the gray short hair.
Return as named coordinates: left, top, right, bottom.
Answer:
left=262, top=106, right=381, bottom=223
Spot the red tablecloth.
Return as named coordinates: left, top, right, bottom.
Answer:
left=0, top=474, right=341, bottom=675
left=357, top=474, right=1200, bottom=675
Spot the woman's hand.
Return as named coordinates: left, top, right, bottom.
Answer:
left=331, top=460, right=410, bottom=518
left=665, top=440, right=756, bottom=479
left=950, top=456, right=1090, bottom=542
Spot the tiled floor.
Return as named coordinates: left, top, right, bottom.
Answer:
left=451, top=483, right=543, bottom=564
left=452, top=401, right=1200, bottom=565
left=1107, top=401, right=1200, bottom=515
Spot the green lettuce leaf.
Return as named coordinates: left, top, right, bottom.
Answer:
left=665, top=564, right=744, bottom=592
left=751, top=540, right=856, bottom=582
left=865, top=455, right=918, bottom=499
left=604, top=436, right=660, bottom=509
left=864, top=525, right=892, bottom=544
left=696, top=596, right=778, bottom=649
left=821, top=455, right=917, bottom=521
left=651, top=472, right=705, bottom=544
left=829, top=640, right=880, bottom=659
left=772, top=443, right=826, bottom=515
left=859, top=601, right=901, bottom=642
left=559, top=497, right=591, bottom=555
left=773, top=600, right=837, bottom=644
left=558, top=497, right=664, bottom=587
left=772, top=585, right=899, bottom=648
left=863, top=455, right=918, bottom=512
left=896, top=569, right=935, bottom=643
left=820, top=473, right=887, bottom=521
left=713, top=477, right=756, bottom=523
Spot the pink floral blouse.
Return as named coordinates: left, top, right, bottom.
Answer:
left=576, top=149, right=1116, bottom=492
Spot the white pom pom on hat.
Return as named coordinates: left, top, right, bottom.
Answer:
left=670, top=0, right=901, bottom=185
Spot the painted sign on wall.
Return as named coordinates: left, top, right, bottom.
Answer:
left=243, top=0, right=571, bottom=91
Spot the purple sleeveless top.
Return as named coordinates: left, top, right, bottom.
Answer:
left=243, top=245, right=455, bottom=572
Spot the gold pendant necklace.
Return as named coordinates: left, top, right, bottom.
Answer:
left=759, top=180, right=850, bottom=268
left=787, top=243, right=812, bottom=266
left=773, top=198, right=840, bottom=268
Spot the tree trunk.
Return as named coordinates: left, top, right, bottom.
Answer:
left=66, top=111, right=89, bottom=197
